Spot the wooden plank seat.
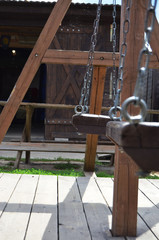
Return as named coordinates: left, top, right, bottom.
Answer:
left=106, top=121, right=159, bottom=172
left=0, top=141, right=115, bottom=154
left=72, top=113, right=110, bottom=135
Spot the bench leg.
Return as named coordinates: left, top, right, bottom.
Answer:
left=14, top=151, right=23, bottom=169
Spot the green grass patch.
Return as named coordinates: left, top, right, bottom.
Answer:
left=0, top=166, right=84, bottom=177
left=96, top=172, right=114, bottom=178
left=145, top=174, right=159, bottom=179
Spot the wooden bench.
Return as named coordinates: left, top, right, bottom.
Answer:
left=0, top=141, right=115, bottom=168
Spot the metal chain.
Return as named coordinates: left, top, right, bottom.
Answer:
left=134, top=0, right=157, bottom=99
left=74, top=0, right=102, bottom=114
left=109, top=0, right=131, bottom=120
left=122, top=0, right=157, bottom=123
left=112, top=0, right=117, bottom=104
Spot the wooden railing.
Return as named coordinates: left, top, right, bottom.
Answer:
left=0, top=101, right=112, bottom=168
left=0, top=100, right=158, bottom=169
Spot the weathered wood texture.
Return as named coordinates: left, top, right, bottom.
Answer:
left=0, top=0, right=72, bottom=143
left=42, top=49, right=159, bottom=69
left=106, top=121, right=159, bottom=172
left=0, top=174, right=159, bottom=239
left=43, top=50, right=120, bottom=66
left=0, top=142, right=115, bottom=154
left=84, top=67, right=106, bottom=172
left=72, top=114, right=110, bottom=135
left=109, top=0, right=148, bottom=236
left=44, top=12, right=116, bottom=140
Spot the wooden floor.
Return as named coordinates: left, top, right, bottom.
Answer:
left=0, top=173, right=159, bottom=240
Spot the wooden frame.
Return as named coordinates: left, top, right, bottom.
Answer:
left=0, top=0, right=159, bottom=237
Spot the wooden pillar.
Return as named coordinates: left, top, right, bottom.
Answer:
left=84, top=66, right=106, bottom=171
left=112, top=0, right=147, bottom=236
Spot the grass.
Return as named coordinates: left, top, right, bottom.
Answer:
left=0, top=156, right=159, bottom=179
left=0, top=166, right=84, bottom=177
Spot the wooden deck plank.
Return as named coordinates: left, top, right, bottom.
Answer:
left=0, top=174, right=38, bottom=240
left=0, top=174, right=158, bottom=240
left=148, top=179, right=159, bottom=190
left=139, top=179, right=159, bottom=206
left=96, top=177, right=114, bottom=210
left=77, top=177, right=123, bottom=240
left=137, top=181, right=159, bottom=239
left=96, top=178, right=158, bottom=240
left=0, top=142, right=115, bottom=154
left=58, top=176, right=91, bottom=240
left=0, top=173, right=21, bottom=216
left=127, top=215, right=158, bottom=240
left=25, top=175, right=58, bottom=240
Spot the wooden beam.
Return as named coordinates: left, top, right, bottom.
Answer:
left=42, top=49, right=119, bottom=66
left=0, top=0, right=72, bottom=143
left=0, top=142, right=115, bottom=154
left=84, top=66, right=106, bottom=172
left=42, top=49, right=159, bottom=68
left=111, top=0, right=146, bottom=236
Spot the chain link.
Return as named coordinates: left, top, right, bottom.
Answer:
left=112, top=0, right=117, bottom=104
left=109, top=0, right=131, bottom=120
left=122, top=0, right=157, bottom=123
left=134, top=0, right=157, bottom=98
left=75, top=0, right=102, bottom=114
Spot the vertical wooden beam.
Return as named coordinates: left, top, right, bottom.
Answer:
left=25, top=106, right=34, bottom=164
left=0, top=0, right=72, bottom=143
left=112, top=0, right=147, bottom=236
left=84, top=66, right=106, bottom=171
left=14, top=106, right=34, bottom=168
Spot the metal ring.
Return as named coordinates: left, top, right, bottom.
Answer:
left=74, top=105, right=88, bottom=114
left=122, top=96, right=147, bottom=123
left=74, top=105, right=83, bottom=114
left=108, top=106, right=122, bottom=121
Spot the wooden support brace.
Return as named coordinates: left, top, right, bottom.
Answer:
left=0, top=0, right=72, bottom=143
left=84, top=66, right=106, bottom=171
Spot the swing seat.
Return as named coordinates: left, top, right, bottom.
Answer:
left=106, top=121, right=159, bottom=172
left=72, top=113, right=110, bottom=135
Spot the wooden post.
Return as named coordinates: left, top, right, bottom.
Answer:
left=84, top=66, right=106, bottom=171
left=0, top=0, right=72, bottom=143
left=25, top=106, right=34, bottom=164
left=14, top=106, right=34, bottom=168
left=112, top=0, right=149, bottom=236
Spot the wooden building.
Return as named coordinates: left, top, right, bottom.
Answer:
left=0, top=0, right=158, bottom=140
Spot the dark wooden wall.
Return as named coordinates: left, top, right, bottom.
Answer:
left=45, top=4, right=120, bottom=140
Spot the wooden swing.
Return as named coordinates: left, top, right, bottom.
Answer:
left=106, top=0, right=159, bottom=173
left=72, top=0, right=117, bottom=135
left=107, top=120, right=159, bottom=172
left=72, top=113, right=110, bottom=136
